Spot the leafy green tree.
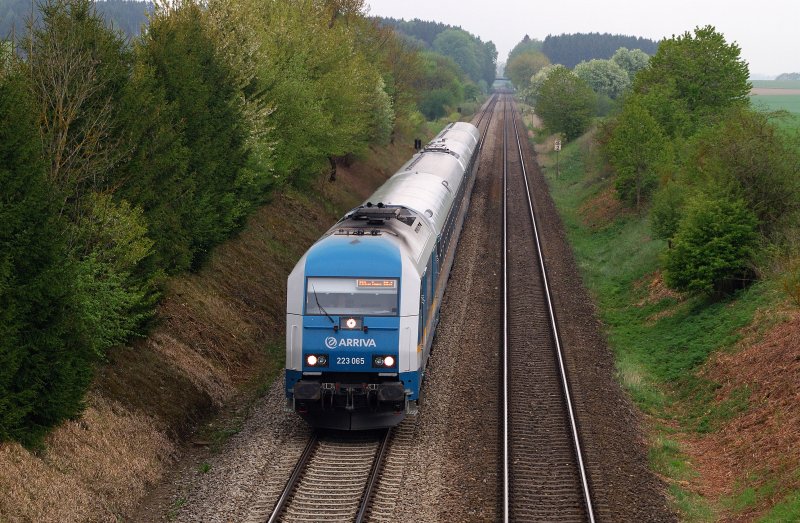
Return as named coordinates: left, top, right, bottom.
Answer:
left=25, top=0, right=161, bottom=350
left=433, top=29, right=481, bottom=84
left=573, top=59, right=630, bottom=99
left=229, top=0, right=395, bottom=181
left=682, top=107, right=800, bottom=239
left=524, top=64, right=564, bottom=104
left=507, top=35, right=543, bottom=63
left=634, top=25, right=750, bottom=131
left=69, top=193, right=156, bottom=356
left=364, top=21, right=425, bottom=133
left=0, top=63, right=92, bottom=446
left=606, top=98, right=670, bottom=209
left=141, top=0, right=252, bottom=264
left=419, top=88, right=455, bottom=120
left=535, top=67, right=595, bottom=140
left=24, top=0, right=132, bottom=219
left=415, top=51, right=465, bottom=119
left=650, top=182, right=686, bottom=240
left=664, top=194, right=758, bottom=294
left=611, top=47, right=650, bottom=80
left=115, top=57, right=193, bottom=274
left=505, top=50, right=550, bottom=90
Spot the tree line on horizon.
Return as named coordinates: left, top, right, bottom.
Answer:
left=1, top=0, right=152, bottom=40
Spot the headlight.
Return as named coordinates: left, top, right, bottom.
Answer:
left=372, top=355, right=396, bottom=368
left=305, top=354, right=328, bottom=367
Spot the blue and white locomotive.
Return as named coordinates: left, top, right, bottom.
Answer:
left=285, top=122, right=481, bottom=430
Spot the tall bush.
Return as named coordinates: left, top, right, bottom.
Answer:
left=664, top=194, right=758, bottom=294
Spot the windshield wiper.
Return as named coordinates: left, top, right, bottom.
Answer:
left=311, top=284, right=335, bottom=325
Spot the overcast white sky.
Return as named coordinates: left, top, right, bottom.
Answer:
left=365, top=0, right=799, bottom=78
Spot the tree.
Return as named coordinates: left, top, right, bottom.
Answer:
left=114, top=56, right=193, bottom=274
left=505, top=50, right=550, bottom=90
left=650, top=182, right=686, bottom=241
left=542, top=33, right=659, bottom=69
left=0, top=62, right=92, bottom=446
left=141, top=0, right=252, bottom=264
left=611, top=47, right=650, bottom=80
left=415, top=51, right=465, bottom=118
left=606, top=98, right=670, bottom=210
left=24, top=0, right=132, bottom=220
left=573, top=59, right=630, bottom=99
left=433, top=29, right=480, bottom=84
left=634, top=25, right=750, bottom=129
left=682, top=107, right=800, bottom=239
left=25, top=0, right=160, bottom=360
left=525, top=64, right=564, bottom=104
left=507, top=34, right=543, bottom=63
left=535, top=67, right=595, bottom=140
left=664, top=194, right=758, bottom=294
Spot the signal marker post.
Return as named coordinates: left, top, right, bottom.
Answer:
left=554, top=139, right=561, bottom=178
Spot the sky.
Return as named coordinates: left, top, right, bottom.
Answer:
left=365, top=0, right=799, bottom=78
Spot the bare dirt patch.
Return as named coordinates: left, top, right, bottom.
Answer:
left=683, top=306, right=800, bottom=520
left=579, top=185, right=632, bottom=229
left=635, top=271, right=682, bottom=307
left=751, top=88, right=800, bottom=96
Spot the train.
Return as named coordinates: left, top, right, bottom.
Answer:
left=284, top=121, right=481, bottom=430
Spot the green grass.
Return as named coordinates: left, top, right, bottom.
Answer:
left=749, top=95, right=800, bottom=131
left=760, top=489, right=800, bottom=522
left=722, top=476, right=777, bottom=513
left=540, top=130, right=775, bottom=519
left=751, top=95, right=800, bottom=114
left=751, top=80, right=800, bottom=89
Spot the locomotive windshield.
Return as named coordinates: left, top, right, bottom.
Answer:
left=305, top=277, right=399, bottom=316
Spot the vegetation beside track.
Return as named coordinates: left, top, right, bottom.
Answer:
left=533, top=125, right=800, bottom=521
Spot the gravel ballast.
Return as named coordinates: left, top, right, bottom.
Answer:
left=134, top=98, right=675, bottom=521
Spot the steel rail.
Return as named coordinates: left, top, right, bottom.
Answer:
left=354, top=429, right=392, bottom=523
left=501, top=95, right=510, bottom=523
left=267, top=433, right=319, bottom=523
left=508, top=101, right=596, bottom=522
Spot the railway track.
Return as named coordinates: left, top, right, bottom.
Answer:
left=245, top=95, right=501, bottom=523
left=265, top=430, right=391, bottom=523
left=501, top=95, right=596, bottom=521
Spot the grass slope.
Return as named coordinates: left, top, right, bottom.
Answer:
left=536, top=126, right=797, bottom=520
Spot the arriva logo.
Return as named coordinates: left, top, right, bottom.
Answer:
left=325, top=336, right=376, bottom=349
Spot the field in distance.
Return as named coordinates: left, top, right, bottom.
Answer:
left=750, top=80, right=800, bottom=131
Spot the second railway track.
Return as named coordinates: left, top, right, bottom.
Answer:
left=501, top=95, right=595, bottom=521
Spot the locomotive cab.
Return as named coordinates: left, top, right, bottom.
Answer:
left=285, top=216, right=425, bottom=430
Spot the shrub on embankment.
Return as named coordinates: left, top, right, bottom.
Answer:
left=531, top=28, right=800, bottom=520
left=599, top=25, right=800, bottom=296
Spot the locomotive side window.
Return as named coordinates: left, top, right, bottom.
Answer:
left=305, top=277, right=399, bottom=316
